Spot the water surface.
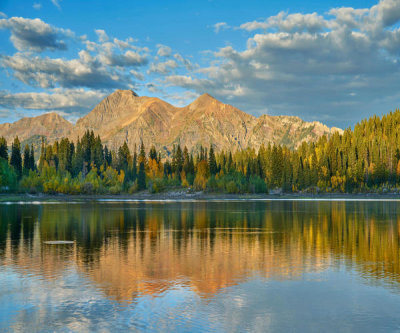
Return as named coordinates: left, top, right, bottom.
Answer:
left=1, top=200, right=400, bottom=332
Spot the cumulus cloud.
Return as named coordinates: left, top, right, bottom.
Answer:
left=0, top=88, right=107, bottom=119
left=239, top=11, right=327, bottom=33
left=95, top=29, right=109, bottom=43
left=173, top=53, right=194, bottom=70
left=84, top=35, right=149, bottom=68
left=165, top=0, right=400, bottom=126
left=130, top=69, right=145, bottom=81
left=1, top=25, right=149, bottom=90
left=166, top=90, right=200, bottom=106
left=100, top=49, right=148, bottom=67
left=0, top=17, right=73, bottom=52
left=1, top=52, right=131, bottom=89
left=148, top=59, right=179, bottom=75
left=157, top=44, right=172, bottom=57
left=213, top=22, right=229, bottom=33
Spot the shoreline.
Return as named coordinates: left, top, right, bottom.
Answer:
left=1, top=191, right=400, bottom=202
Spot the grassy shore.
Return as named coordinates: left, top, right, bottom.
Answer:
left=1, top=191, right=400, bottom=202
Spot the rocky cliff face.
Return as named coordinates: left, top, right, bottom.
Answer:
left=0, top=89, right=342, bottom=154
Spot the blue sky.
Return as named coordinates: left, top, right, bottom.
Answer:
left=0, top=0, right=398, bottom=128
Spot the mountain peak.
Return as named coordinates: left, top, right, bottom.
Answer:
left=197, top=93, right=216, bottom=101
left=190, top=93, right=220, bottom=108
left=113, top=89, right=139, bottom=97
left=0, top=89, right=342, bottom=154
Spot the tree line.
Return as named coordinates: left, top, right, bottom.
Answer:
left=1, top=109, right=400, bottom=194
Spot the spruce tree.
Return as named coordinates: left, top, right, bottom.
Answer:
left=10, top=137, right=22, bottom=179
left=139, top=141, right=147, bottom=166
left=208, top=145, right=217, bottom=175
left=38, top=137, right=46, bottom=171
left=0, top=137, right=7, bottom=161
left=137, top=161, right=146, bottom=190
left=132, top=148, right=138, bottom=181
left=23, top=144, right=30, bottom=175
left=117, top=142, right=131, bottom=172
left=149, top=145, right=157, bottom=161
left=29, top=144, right=35, bottom=170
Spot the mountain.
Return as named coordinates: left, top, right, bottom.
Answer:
left=0, top=112, right=73, bottom=144
left=0, top=90, right=342, bottom=154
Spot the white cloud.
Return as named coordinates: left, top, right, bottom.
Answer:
left=148, top=59, right=178, bottom=74
left=51, top=0, right=61, bottom=10
left=0, top=12, right=7, bottom=18
left=95, top=29, right=109, bottom=43
left=1, top=26, right=149, bottom=89
left=0, top=17, right=73, bottom=52
left=130, top=69, right=145, bottom=81
left=240, top=11, right=326, bottom=33
left=1, top=52, right=131, bottom=89
left=157, top=44, right=172, bottom=57
left=0, top=88, right=107, bottom=119
left=214, top=22, right=229, bottom=33
left=33, top=3, right=42, bottom=10
left=166, top=0, right=400, bottom=125
left=173, top=53, right=194, bottom=70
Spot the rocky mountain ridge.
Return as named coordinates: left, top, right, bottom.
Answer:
left=0, top=89, right=342, bottom=154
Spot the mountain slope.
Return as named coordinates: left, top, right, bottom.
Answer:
left=0, top=90, right=342, bottom=154
left=0, top=112, right=73, bottom=144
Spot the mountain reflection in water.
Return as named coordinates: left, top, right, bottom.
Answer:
left=1, top=200, right=400, bottom=331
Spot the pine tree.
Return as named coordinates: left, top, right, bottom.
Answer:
left=72, top=138, right=84, bottom=176
left=149, top=145, right=157, bottom=161
left=10, top=137, right=22, bottom=179
left=139, top=141, right=147, bottom=166
left=0, top=137, right=7, bottom=161
left=137, top=161, right=146, bottom=190
left=92, top=135, right=104, bottom=169
left=172, top=144, right=183, bottom=174
left=104, top=146, right=112, bottom=166
left=59, top=138, right=73, bottom=172
left=117, top=142, right=131, bottom=173
left=38, top=137, right=46, bottom=171
left=23, top=144, right=30, bottom=175
left=132, top=146, right=138, bottom=181
left=29, top=144, right=35, bottom=171
left=208, top=145, right=217, bottom=175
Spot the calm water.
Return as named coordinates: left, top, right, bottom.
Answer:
left=1, top=200, right=400, bottom=332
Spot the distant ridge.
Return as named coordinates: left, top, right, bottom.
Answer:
left=0, top=89, right=342, bottom=154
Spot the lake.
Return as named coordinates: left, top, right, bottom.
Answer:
left=1, top=200, right=400, bottom=332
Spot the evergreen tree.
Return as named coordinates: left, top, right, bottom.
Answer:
left=172, top=144, right=183, bottom=174
left=10, top=137, right=22, bottom=179
left=29, top=144, right=35, bottom=170
left=137, top=161, right=146, bottom=190
left=0, top=137, right=7, bottom=161
left=92, top=135, right=104, bottom=168
left=104, top=146, right=112, bottom=166
left=149, top=145, right=157, bottom=161
left=132, top=146, right=138, bottom=181
left=38, top=137, right=46, bottom=171
left=117, top=142, right=131, bottom=173
left=23, top=144, right=30, bottom=175
left=208, top=145, right=217, bottom=175
left=72, top=138, right=85, bottom=177
left=59, top=138, right=73, bottom=172
left=139, top=141, right=147, bottom=166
